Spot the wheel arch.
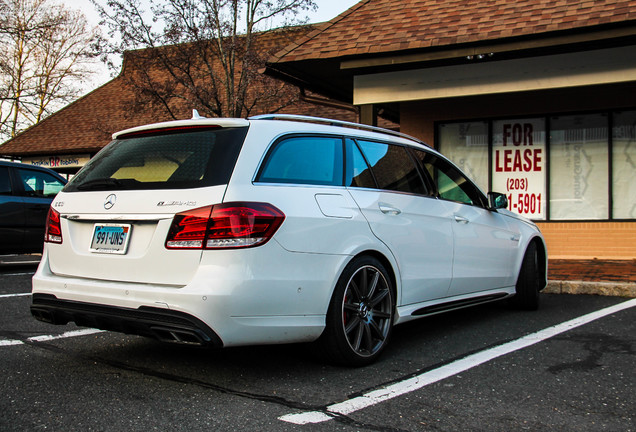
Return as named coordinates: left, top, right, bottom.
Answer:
left=319, top=249, right=399, bottom=365
left=532, top=236, right=548, bottom=291
left=347, top=249, right=400, bottom=306
left=517, top=235, right=548, bottom=290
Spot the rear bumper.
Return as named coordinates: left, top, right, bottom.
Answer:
left=31, top=242, right=346, bottom=347
left=31, top=293, right=223, bottom=347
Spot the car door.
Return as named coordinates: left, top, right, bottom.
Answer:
left=418, top=152, right=518, bottom=295
left=345, top=139, right=454, bottom=305
left=15, top=167, right=66, bottom=252
left=0, top=166, right=26, bottom=253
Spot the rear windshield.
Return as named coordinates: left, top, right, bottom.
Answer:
left=64, top=127, right=247, bottom=192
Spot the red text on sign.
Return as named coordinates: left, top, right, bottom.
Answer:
left=495, top=149, right=542, bottom=172
left=503, top=123, right=533, bottom=146
left=508, top=193, right=542, bottom=215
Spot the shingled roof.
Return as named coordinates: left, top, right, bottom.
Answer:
left=264, top=0, right=636, bottom=107
left=274, top=0, right=636, bottom=62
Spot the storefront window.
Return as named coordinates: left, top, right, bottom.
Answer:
left=438, top=111, right=633, bottom=221
left=438, top=122, right=488, bottom=191
left=549, top=114, right=608, bottom=220
left=613, top=111, right=636, bottom=219
left=493, top=119, right=546, bottom=220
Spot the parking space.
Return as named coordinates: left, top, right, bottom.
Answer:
left=1, top=267, right=634, bottom=431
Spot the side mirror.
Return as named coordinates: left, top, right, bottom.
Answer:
left=488, top=192, right=508, bottom=210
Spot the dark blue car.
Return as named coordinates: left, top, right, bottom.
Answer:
left=0, top=160, right=67, bottom=254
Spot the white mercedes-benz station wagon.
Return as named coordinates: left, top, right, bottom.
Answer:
left=31, top=114, right=547, bottom=366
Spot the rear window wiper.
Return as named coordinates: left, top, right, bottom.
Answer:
left=76, top=178, right=140, bottom=191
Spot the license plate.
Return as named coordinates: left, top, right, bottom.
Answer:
left=90, top=224, right=132, bottom=254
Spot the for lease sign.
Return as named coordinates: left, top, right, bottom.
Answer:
left=492, top=119, right=546, bottom=220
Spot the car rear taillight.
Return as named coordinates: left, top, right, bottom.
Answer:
left=45, top=207, right=62, bottom=244
left=165, top=202, right=285, bottom=249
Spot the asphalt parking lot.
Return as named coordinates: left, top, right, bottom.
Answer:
left=1, top=262, right=634, bottom=431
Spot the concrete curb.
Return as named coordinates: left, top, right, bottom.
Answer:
left=545, top=280, right=636, bottom=298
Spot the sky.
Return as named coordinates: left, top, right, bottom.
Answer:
left=60, top=0, right=360, bottom=91
left=73, top=0, right=360, bottom=28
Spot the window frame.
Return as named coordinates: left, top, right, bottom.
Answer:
left=254, top=131, right=490, bottom=208
left=345, top=138, right=432, bottom=197
left=411, top=149, right=489, bottom=209
left=255, top=134, right=346, bottom=187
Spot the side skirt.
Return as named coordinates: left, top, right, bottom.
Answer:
left=411, top=293, right=509, bottom=316
left=394, top=288, right=515, bottom=324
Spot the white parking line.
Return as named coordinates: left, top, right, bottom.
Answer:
left=280, top=298, right=636, bottom=425
left=0, top=292, right=32, bottom=298
left=0, top=272, right=37, bottom=276
left=28, top=328, right=105, bottom=342
left=0, top=329, right=105, bottom=347
left=0, top=339, right=24, bottom=347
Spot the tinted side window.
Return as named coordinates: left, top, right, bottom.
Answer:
left=257, top=136, right=344, bottom=186
left=355, top=140, right=427, bottom=195
left=415, top=150, right=486, bottom=207
left=17, top=169, right=65, bottom=198
left=0, top=167, right=11, bottom=195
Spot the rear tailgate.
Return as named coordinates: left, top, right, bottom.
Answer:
left=48, top=186, right=226, bottom=286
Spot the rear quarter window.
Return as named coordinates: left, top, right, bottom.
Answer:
left=256, top=136, right=344, bottom=186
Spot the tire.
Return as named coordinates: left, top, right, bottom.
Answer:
left=511, top=242, right=541, bottom=310
left=319, top=256, right=394, bottom=366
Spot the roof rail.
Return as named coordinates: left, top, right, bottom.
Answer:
left=248, top=114, right=430, bottom=147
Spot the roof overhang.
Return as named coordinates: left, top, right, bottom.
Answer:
left=265, top=22, right=636, bottom=106
left=354, top=44, right=636, bottom=105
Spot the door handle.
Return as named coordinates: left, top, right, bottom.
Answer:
left=379, top=204, right=401, bottom=215
left=454, top=215, right=469, bottom=224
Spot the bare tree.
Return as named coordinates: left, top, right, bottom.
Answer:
left=94, top=0, right=316, bottom=119
left=0, top=0, right=99, bottom=140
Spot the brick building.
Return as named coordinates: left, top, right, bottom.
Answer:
left=266, top=0, right=636, bottom=260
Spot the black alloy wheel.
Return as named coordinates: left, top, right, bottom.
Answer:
left=321, top=256, right=394, bottom=366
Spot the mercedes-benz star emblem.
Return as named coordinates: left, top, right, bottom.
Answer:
left=104, top=194, right=117, bottom=210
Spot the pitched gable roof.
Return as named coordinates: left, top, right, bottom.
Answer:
left=274, top=0, right=636, bottom=63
